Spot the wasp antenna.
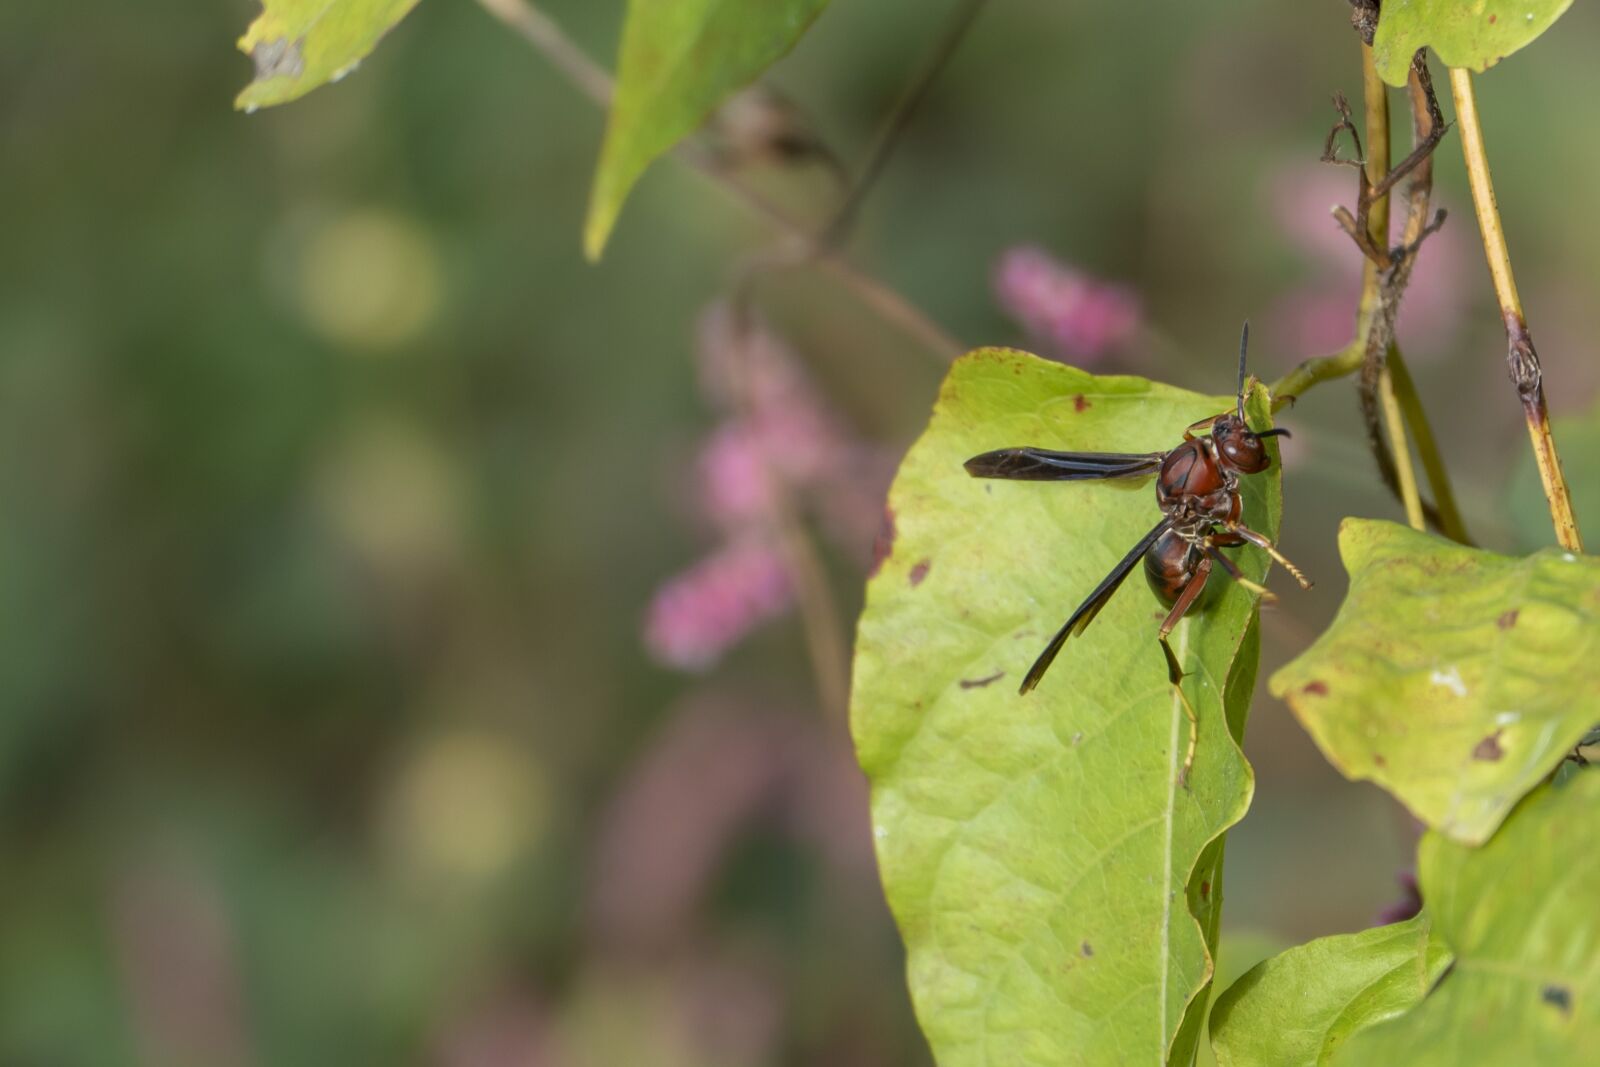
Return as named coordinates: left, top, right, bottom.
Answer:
left=1236, top=320, right=1251, bottom=420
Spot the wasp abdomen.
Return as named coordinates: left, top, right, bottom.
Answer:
left=1143, top=529, right=1199, bottom=606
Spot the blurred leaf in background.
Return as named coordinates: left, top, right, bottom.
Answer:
left=236, top=0, right=426, bottom=110
left=585, top=0, right=834, bottom=258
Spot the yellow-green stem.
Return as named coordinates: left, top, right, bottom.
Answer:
left=1268, top=341, right=1362, bottom=406
left=1449, top=67, right=1583, bottom=552
left=1387, top=350, right=1472, bottom=544
left=1377, top=366, right=1425, bottom=530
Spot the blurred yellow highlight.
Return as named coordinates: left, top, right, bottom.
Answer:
left=296, top=209, right=441, bottom=351
left=383, top=730, right=549, bottom=885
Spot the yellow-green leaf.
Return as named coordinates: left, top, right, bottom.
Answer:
left=853, top=349, right=1284, bottom=1065
left=1372, top=0, right=1575, bottom=87
left=1332, top=772, right=1600, bottom=1065
left=1193, top=930, right=1291, bottom=1067
left=1209, top=915, right=1453, bottom=1067
left=1271, top=519, right=1600, bottom=845
left=234, top=0, right=423, bottom=111
left=583, top=0, right=831, bottom=260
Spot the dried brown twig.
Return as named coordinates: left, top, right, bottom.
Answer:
left=1318, top=47, right=1464, bottom=541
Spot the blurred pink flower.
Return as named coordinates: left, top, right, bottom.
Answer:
left=696, top=422, right=776, bottom=529
left=110, top=854, right=250, bottom=1067
left=1270, top=164, right=1361, bottom=266
left=1273, top=285, right=1359, bottom=359
left=433, top=986, right=558, bottom=1067
left=695, top=408, right=846, bottom=533
left=694, top=301, right=822, bottom=418
left=589, top=695, right=876, bottom=952
left=589, top=698, right=800, bottom=949
left=1265, top=162, right=1467, bottom=362
left=646, top=303, right=894, bottom=672
left=643, top=538, right=793, bottom=671
left=993, top=244, right=1142, bottom=361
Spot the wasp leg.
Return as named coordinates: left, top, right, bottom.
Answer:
left=1219, top=520, right=1314, bottom=591
left=1182, top=413, right=1225, bottom=440
left=1157, top=555, right=1212, bottom=787
left=1203, top=539, right=1277, bottom=603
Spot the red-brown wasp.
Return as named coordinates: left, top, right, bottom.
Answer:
left=964, top=324, right=1311, bottom=699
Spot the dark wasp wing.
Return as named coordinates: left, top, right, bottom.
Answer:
left=1019, top=516, right=1174, bottom=694
left=964, top=447, right=1165, bottom=482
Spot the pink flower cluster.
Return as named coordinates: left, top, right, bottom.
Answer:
left=642, top=305, right=893, bottom=672
left=643, top=539, right=792, bottom=671
left=993, top=244, right=1142, bottom=362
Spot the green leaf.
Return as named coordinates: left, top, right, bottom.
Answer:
left=1194, top=930, right=1293, bottom=1067
left=852, top=349, right=1283, bottom=1065
left=1332, top=772, right=1600, bottom=1065
left=1270, top=519, right=1600, bottom=845
left=1209, top=915, right=1453, bottom=1067
left=583, top=0, right=831, bottom=259
left=234, top=0, right=423, bottom=110
left=1507, top=400, right=1600, bottom=554
left=1372, top=0, right=1575, bottom=87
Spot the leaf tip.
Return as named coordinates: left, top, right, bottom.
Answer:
left=581, top=207, right=612, bottom=263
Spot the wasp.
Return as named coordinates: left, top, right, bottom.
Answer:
left=964, top=324, right=1311, bottom=699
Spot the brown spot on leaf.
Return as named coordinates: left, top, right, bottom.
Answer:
left=1498, top=609, right=1519, bottom=630
left=1080, top=941, right=1094, bottom=957
left=1074, top=394, right=1091, bottom=413
left=908, top=559, right=931, bottom=587
left=959, top=671, right=1005, bottom=690
left=1373, top=752, right=1387, bottom=767
left=1200, top=880, right=1211, bottom=900
left=1473, top=730, right=1505, bottom=762
left=252, top=36, right=306, bottom=81
left=1542, top=985, right=1572, bottom=1014
left=1488, top=12, right=1498, bottom=22
left=868, top=507, right=896, bottom=577
left=1302, top=680, right=1329, bottom=696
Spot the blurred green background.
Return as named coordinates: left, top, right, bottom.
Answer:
left=4, top=1, right=1598, bottom=1063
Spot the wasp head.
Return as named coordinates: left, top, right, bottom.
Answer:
left=1214, top=320, right=1289, bottom=474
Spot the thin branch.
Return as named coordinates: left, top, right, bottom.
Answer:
left=820, top=0, right=990, bottom=249
left=1359, top=51, right=1392, bottom=272
left=474, top=0, right=612, bottom=105
left=726, top=279, right=852, bottom=718
left=1387, top=60, right=1471, bottom=544
left=1352, top=48, right=1414, bottom=528
left=473, top=0, right=966, bottom=363
left=818, top=257, right=963, bottom=358
left=1268, top=339, right=1363, bottom=405
left=1448, top=66, right=1583, bottom=552
left=1387, top=349, right=1472, bottom=544
left=1319, top=46, right=1451, bottom=533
